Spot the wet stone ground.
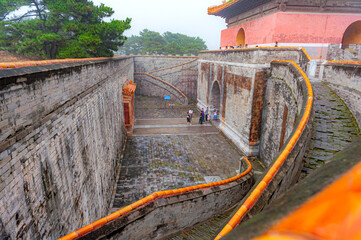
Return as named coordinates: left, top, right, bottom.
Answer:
left=302, top=82, right=360, bottom=175
left=111, top=96, right=243, bottom=211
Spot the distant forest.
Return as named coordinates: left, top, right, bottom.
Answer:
left=118, top=29, right=208, bottom=56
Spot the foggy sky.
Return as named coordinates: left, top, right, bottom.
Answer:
left=92, top=0, right=226, bottom=50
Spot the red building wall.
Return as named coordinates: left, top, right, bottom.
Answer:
left=220, top=12, right=361, bottom=58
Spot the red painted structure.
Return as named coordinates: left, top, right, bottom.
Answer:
left=220, top=13, right=361, bottom=58
left=122, top=80, right=136, bottom=136
left=209, top=0, right=361, bottom=59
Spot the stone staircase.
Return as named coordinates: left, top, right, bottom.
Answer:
left=170, top=207, right=235, bottom=240
left=302, top=82, right=360, bottom=175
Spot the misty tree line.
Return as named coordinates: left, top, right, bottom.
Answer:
left=118, top=29, right=208, bottom=56
left=0, top=0, right=207, bottom=59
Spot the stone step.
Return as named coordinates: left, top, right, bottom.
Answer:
left=302, top=82, right=360, bottom=176
left=132, top=125, right=219, bottom=136
left=170, top=207, right=235, bottom=240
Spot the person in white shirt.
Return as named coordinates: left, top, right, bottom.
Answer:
left=188, top=109, right=193, bottom=124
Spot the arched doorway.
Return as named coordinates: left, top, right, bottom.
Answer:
left=210, top=81, right=221, bottom=111
left=236, top=28, right=246, bottom=47
left=342, top=21, right=361, bottom=47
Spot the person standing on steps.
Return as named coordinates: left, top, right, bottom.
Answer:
left=199, top=108, right=205, bottom=124
left=188, top=108, right=193, bottom=125
left=205, top=107, right=209, bottom=121
left=186, top=112, right=191, bottom=125
left=213, top=110, right=218, bottom=121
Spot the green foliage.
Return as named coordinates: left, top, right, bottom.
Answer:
left=119, top=29, right=208, bottom=56
left=0, top=0, right=131, bottom=59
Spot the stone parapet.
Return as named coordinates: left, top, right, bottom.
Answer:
left=326, top=44, right=361, bottom=61
left=320, top=61, right=361, bottom=128
left=133, top=55, right=198, bottom=73
left=0, top=58, right=133, bottom=143
left=200, top=47, right=310, bottom=71
left=252, top=60, right=314, bottom=213
left=75, top=172, right=254, bottom=240
left=0, top=58, right=133, bottom=239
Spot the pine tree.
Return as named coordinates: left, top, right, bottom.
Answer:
left=0, top=0, right=131, bottom=59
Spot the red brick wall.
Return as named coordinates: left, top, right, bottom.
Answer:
left=220, top=13, right=361, bottom=47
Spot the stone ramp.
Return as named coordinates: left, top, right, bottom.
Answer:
left=302, top=82, right=360, bottom=175
left=170, top=208, right=235, bottom=240
left=110, top=129, right=242, bottom=212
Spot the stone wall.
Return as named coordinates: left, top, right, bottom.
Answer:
left=198, top=59, right=269, bottom=156
left=133, top=56, right=197, bottom=73
left=251, top=61, right=313, bottom=213
left=133, top=56, right=198, bottom=101
left=150, top=59, right=198, bottom=100
left=320, top=62, right=361, bottom=128
left=260, top=63, right=305, bottom=166
left=0, top=58, right=133, bottom=239
left=197, top=48, right=308, bottom=157
left=134, top=73, right=188, bottom=105
left=327, top=44, right=361, bottom=61
left=199, top=48, right=310, bottom=71
left=77, top=174, right=254, bottom=240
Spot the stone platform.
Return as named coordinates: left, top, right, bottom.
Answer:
left=110, top=96, right=246, bottom=212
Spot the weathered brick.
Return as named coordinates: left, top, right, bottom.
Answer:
left=0, top=58, right=132, bottom=239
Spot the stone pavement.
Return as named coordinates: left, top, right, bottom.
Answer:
left=302, top=82, right=360, bottom=175
left=110, top=96, right=246, bottom=212
left=133, top=117, right=218, bottom=136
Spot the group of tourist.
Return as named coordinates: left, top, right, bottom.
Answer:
left=220, top=41, right=279, bottom=50
left=186, top=107, right=218, bottom=125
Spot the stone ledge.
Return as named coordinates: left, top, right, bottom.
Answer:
left=0, top=57, right=130, bottom=81
left=77, top=174, right=254, bottom=240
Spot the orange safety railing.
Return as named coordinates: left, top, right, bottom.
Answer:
left=134, top=72, right=188, bottom=99
left=326, top=60, right=361, bottom=65
left=0, top=57, right=124, bottom=69
left=58, top=157, right=253, bottom=240
left=301, top=47, right=311, bottom=61
left=214, top=60, right=313, bottom=240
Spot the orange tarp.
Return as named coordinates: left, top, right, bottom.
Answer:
left=254, top=161, right=361, bottom=240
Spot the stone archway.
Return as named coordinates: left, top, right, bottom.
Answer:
left=342, top=21, right=361, bottom=47
left=210, top=81, right=221, bottom=111
left=236, top=28, right=246, bottom=47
